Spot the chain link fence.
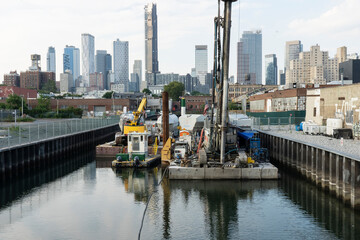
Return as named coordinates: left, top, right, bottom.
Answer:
left=251, top=117, right=305, bottom=132
left=0, top=117, right=119, bottom=149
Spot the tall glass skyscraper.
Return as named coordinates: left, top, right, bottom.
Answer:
left=285, top=40, right=303, bottom=72
left=113, top=39, right=129, bottom=91
left=145, top=3, right=159, bottom=85
left=63, top=45, right=80, bottom=85
left=237, top=30, right=262, bottom=85
left=195, top=45, right=208, bottom=85
left=96, top=50, right=112, bottom=90
left=47, top=47, right=56, bottom=73
left=265, top=54, right=278, bottom=85
left=81, top=33, right=95, bottom=86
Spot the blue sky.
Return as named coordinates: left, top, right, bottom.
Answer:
left=0, top=0, right=359, bottom=84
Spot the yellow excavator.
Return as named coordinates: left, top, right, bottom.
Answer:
left=123, top=98, right=147, bottom=134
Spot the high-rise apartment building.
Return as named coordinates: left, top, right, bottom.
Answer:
left=4, top=71, right=20, bottom=87
left=336, top=46, right=347, bottom=64
left=237, top=30, right=262, bottom=84
left=285, top=41, right=303, bottom=73
left=47, top=47, right=56, bottom=73
left=113, top=39, right=129, bottom=91
left=63, top=45, right=80, bottom=86
left=145, top=3, right=159, bottom=85
left=195, top=45, right=208, bottom=85
left=81, top=33, right=95, bottom=86
left=96, top=50, right=112, bottom=90
left=265, top=54, right=277, bottom=85
left=287, top=44, right=339, bottom=87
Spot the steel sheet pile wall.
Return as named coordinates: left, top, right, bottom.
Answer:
left=258, top=131, right=360, bottom=210
left=0, top=124, right=119, bottom=182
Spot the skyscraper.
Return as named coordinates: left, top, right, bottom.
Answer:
left=96, top=50, right=112, bottom=90
left=195, top=45, right=208, bottom=85
left=285, top=40, right=303, bottom=73
left=63, top=45, right=80, bottom=86
left=145, top=3, right=159, bottom=85
left=237, top=30, right=262, bottom=84
left=133, top=60, right=142, bottom=82
left=47, top=47, right=56, bottom=73
left=113, top=39, right=129, bottom=91
left=265, top=54, right=278, bottom=85
left=81, top=33, right=95, bottom=86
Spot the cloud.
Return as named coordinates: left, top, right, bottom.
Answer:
left=288, top=0, right=360, bottom=37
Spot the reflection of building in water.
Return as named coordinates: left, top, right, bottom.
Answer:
left=0, top=152, right=95, bottom=226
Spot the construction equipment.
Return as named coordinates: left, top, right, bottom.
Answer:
left=124, top=98, right=147, bottom=134
left=161, top=137, right=174, bottom=162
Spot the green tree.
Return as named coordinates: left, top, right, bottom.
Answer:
left=164, top=82, right=184, bottom=101
left=190, top=91, right=202, bottom=96
left=41, top=80, right=58, bottom=93
left=102, top=91, right=114, bottom=99
left=35, top=96, right=51, bottom=113
left=228, top=101, right=241, bottom=110
left=142, top=88, right=152, bottom=95
left=6, top=94, right=22, bottom=109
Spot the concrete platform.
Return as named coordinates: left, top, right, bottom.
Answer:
left=168, top=163, right=278, bottom=180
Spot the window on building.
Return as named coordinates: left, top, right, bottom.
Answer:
left=313, top=107, right=316, bottom=117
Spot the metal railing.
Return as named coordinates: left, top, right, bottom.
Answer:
left=251, top=117, right=305, bottom=132
left=0, top=117, right=119, bottom=149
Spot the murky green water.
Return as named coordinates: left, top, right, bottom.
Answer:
left=0, top=153, right=359, bottom=240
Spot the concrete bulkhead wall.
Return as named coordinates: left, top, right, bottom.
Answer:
left=258, top=130, right=360, bottom=210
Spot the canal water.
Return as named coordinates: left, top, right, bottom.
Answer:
left=0, top=152, right=359, bottom=240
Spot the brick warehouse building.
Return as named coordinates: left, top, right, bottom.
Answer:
left=27, top=98, right=138, bottom=116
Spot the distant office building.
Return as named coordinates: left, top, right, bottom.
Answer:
left=191, top=68, right=196, bottom=78
left=63, top=45, right=80, bottom=85
left=60, top=70, right=73, bottom=93
left=265, top=54, right=278, bottom=85
left=336, top=46, right=347, bottom=64
left=133, top=60, right=142, bottom=82
left=279, top=70, right=285, bottom=85
left=130, top=73, right=140, bottom=92
left=339, top=59, right=360, bottom=83
left=47, top=47, right=56, bottom=73
left=195, top=45, right=208, bottom=85
left=106, top=54, right=112, bottom=72
left=285, top=40, right=303, bottom=73
left=4, top=71, right=20, bottom=87
left=96, top=50, right=112, bottom=90
left=113, top=39, right=129, bottom=91
left=81, top=33, right=95, bottom=86
left=237, top=30, right=262, bottom=84
left=145, top=3, right=159, bottom=85
left=89, top=72, right=104, bottom=90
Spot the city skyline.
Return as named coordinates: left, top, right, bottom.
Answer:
left=1, top=0, right=360, bottom=84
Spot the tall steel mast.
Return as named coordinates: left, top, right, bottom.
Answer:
left=212, top=0, right=237, bottom=164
